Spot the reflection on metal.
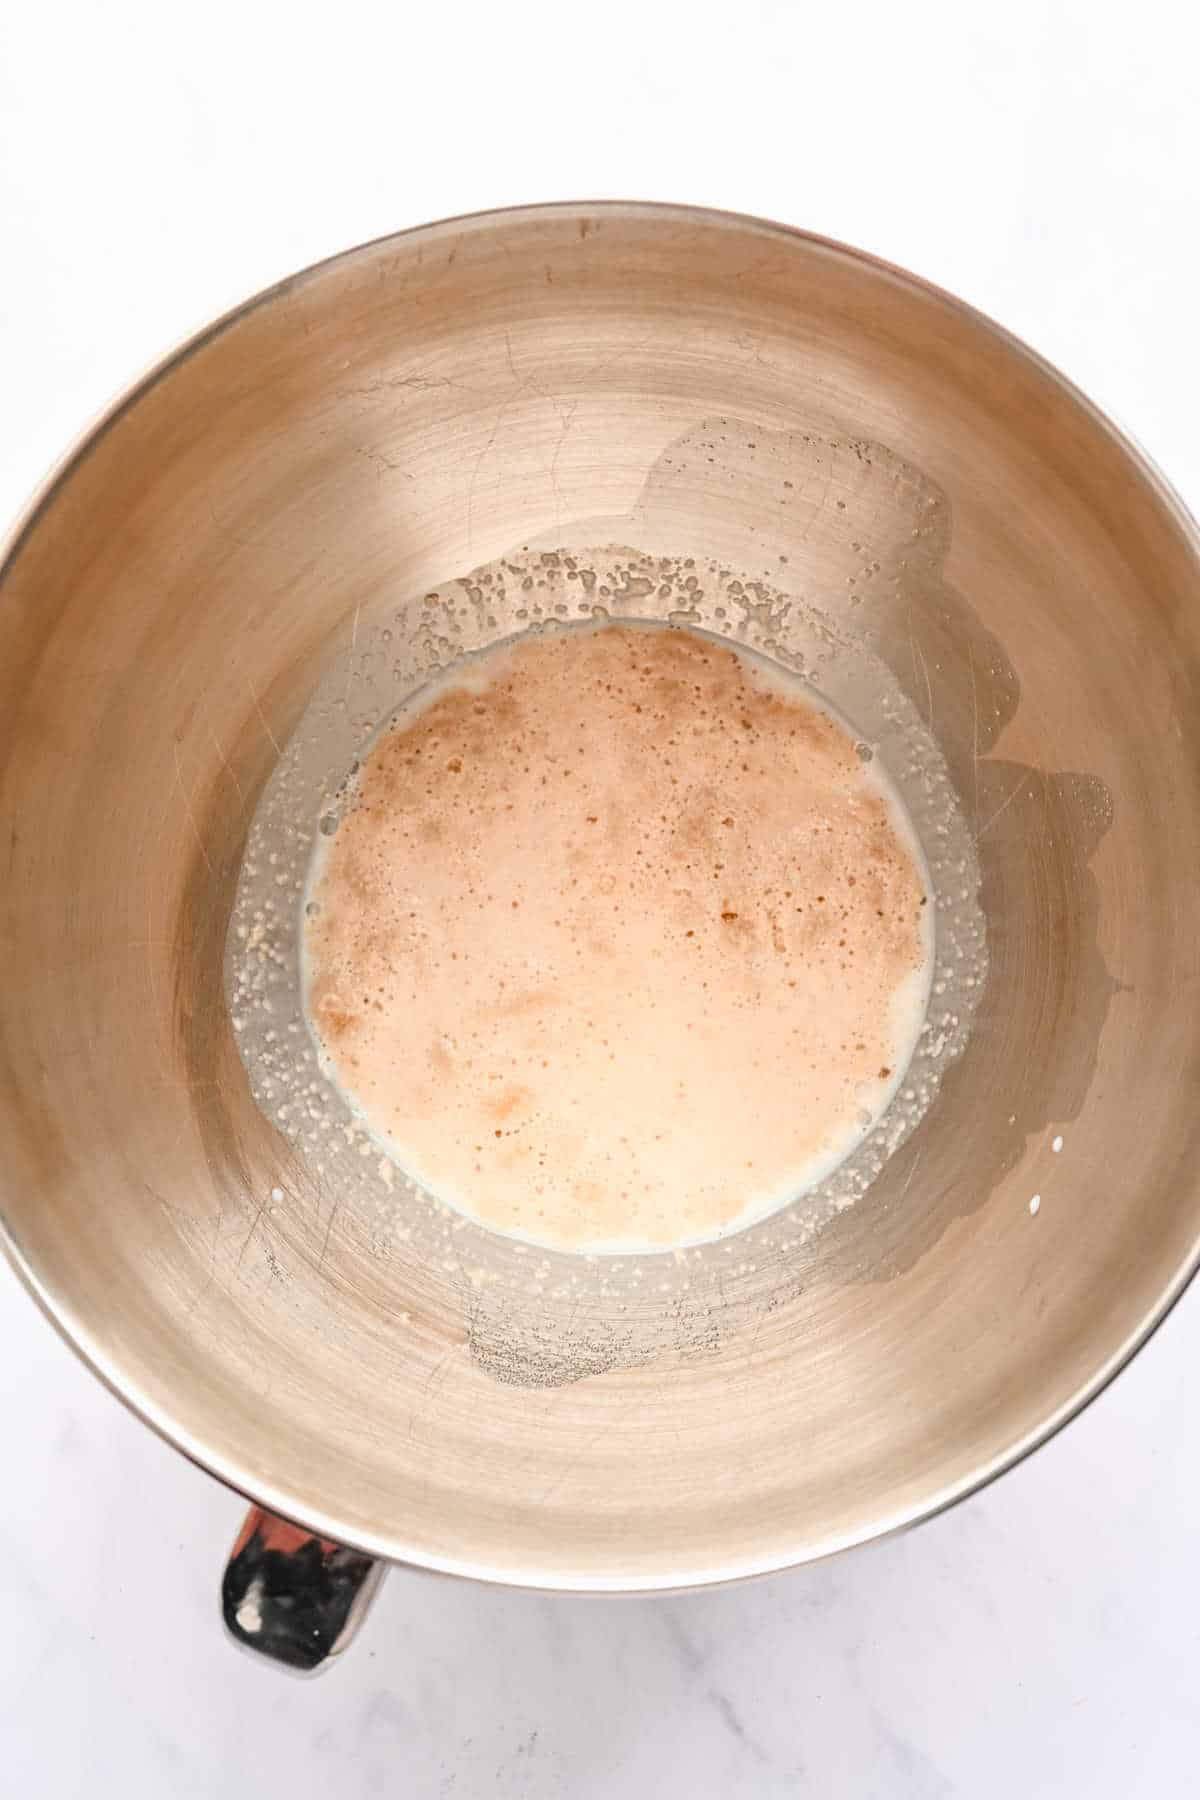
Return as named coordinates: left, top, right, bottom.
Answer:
left=222, top=1506, right=382, bottom=1671
left=1, top=204, right=1199, bottom=1601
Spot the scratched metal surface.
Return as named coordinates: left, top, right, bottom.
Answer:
left=2, top=204, right=1200, bottom=1588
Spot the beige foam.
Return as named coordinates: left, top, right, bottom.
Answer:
left=304, top=624, right=931, bottom=1251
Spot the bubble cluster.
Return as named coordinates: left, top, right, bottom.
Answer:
left=301, top=622, right=933, bottom=1252
left=225, top=541, right=987, bottom=1375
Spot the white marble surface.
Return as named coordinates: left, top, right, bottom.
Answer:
left=3, top=4, right=1199, bottom=1793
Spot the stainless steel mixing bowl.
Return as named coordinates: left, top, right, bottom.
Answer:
left=3, top=204, right=1199, bottom=1635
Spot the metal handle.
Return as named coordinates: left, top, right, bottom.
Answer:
left=221, top=1506, right=384, bottom=1671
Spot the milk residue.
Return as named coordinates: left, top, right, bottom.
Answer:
left=300, top=623, right=933, bottom=1253
left=225, top=541, right=987, bottom=1372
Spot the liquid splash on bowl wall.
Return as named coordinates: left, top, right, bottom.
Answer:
left=228, top=529, right=986, bottom=1386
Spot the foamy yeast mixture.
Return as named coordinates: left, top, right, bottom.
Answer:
left=303, top=624, right=932, bottom=1251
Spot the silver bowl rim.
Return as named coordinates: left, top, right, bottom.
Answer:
left=2, top=198, right=1199, bottom=1592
